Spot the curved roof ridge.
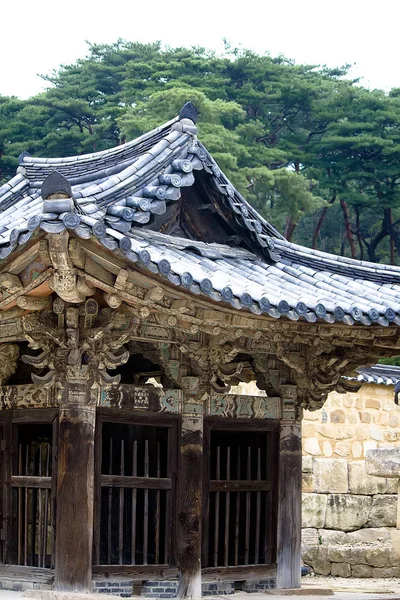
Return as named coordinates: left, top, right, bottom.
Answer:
left=19, top=116, right=178, bottom=167
left=75, top=130, right=190, bottom=207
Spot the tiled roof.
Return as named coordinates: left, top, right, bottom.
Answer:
left=1, top=104, right=400, bottom=326
left=352, top=364, right=400, bottom=386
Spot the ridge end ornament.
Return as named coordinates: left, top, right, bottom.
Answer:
left=179, top=102, right=199, bottom=124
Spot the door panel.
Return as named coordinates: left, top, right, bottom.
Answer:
left=11, top=423, right=53, bottom=567
left=203, top=422, right=278, bottom=568
left=0, top=413, right=56, bottom=568
left=96, top=418, right=177, bottom=567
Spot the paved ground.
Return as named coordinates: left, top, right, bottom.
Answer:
left=0, top=578, right=399, bottom=600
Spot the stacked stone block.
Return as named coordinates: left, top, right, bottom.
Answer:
left=302, top=384, right=400, bottom=577
left=92, top=580, right=241, bottom=597
left=93, top=580, right=134, bottom=596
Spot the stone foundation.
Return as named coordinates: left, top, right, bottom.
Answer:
left=302, top=527, right=400, bottom=577
left=0, top=578, right=277, bottom=597
left=241, top=579, right=276, bottom=592
left=302, top=385, right=400, bottom=577
left=93, top=580, right=135, bottom=597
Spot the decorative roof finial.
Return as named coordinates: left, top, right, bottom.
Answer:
left=41, top=170, right=72, bottom=199
left=18, top=151, right=31, bottom=164
left=179, top=102, right=199, bottom=124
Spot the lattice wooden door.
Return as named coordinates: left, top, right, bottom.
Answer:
left=94, top=416, right=177, bottom=567
left=203, top=421, right=278, bottom=569
left=0, top=414, right=56, bottom=568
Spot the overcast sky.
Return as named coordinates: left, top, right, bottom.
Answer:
left=1, top=0, right=399, bottom=98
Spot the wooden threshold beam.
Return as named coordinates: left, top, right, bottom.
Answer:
left=202, top=564, right=277, bottom=582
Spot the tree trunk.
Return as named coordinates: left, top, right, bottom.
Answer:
left=340, top=199, right=356, bottom=259
left=312, top=207, right=328, bottom=249
left=365, top=224, right=388, bottom=263
left=284, top=216, right=296, bottom=242
left=340, top=232, right=347, bottom=256
left=354, top=206, right=364, bottom=260
left=384, top=207, right=398, bottom=265
left=311, top=195, right=336, bottom=250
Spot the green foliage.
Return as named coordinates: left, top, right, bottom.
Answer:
left=1, top=40, right=400, bottom=263
left=379, top=356, right=400, bottom=367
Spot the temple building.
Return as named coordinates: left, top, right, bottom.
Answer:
left=0, top=103, right=400, bottom=597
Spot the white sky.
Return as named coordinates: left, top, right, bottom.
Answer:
left=1, top=0, right=399, bottom=98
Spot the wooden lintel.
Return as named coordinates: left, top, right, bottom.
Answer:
left=0, top=385, right=57, bottom=410
left=98, top=385, right=182, bottom=413
left=0, top=383, right=185, bottom=412
left=11, top=409, right=58, bottom=423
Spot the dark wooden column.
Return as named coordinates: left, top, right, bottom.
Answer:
left=54, top=380, right=96, bottom=592
left=177, top=379, right=204, bottom=600
left=277, top=420, right=302, bottom=589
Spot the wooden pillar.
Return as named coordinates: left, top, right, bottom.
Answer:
left=177, top=380, right=204, bottom=599
left=277, top=420, right=302, bottom=589
left=54, top=380, right=96, bottom=592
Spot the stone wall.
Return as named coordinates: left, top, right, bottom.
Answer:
left=302, top=383, right=400, bottom=577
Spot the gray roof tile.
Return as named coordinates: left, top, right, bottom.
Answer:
left=1, top=111, right=400, bottom=325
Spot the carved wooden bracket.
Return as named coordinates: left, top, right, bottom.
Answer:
left=274, top=341, right=383, bottom=410
left=47, top=232, right=94, bottom=303
left=21, top=300, right=134, bottom=397
left=0, top=343, right=19, bottom=385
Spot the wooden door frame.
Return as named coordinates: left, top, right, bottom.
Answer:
left=0, top=412, right=12, bottom=565
left=202, top=417, right=279, bottom=579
